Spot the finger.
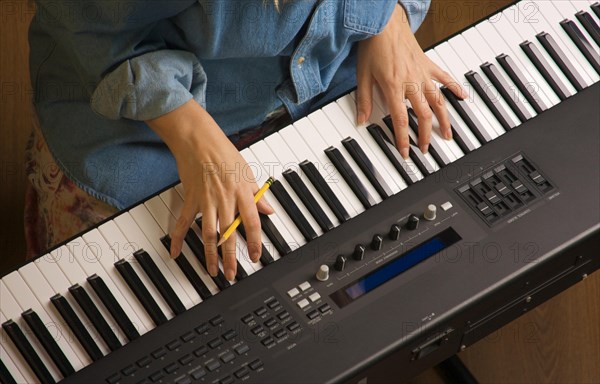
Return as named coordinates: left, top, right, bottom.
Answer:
left=238, top=190, right=262, bottom=263
left=356, top=72, right=373, bottom=125
left=383, top=84, right=410, bottom=159
left=256, top=195, right=274, bottom=215
left=201, top=207, right=220, bottom=277
left=431, top=63, right=468, bottom=100
left=408, top=88, right=432, bottom=154
left=424, top=81, right=452, bottom=140
left=218, top=203, right=237, bottom=281
left=170, top=197, right=196, bottom=258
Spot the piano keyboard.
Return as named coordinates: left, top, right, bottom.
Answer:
left=2, top=1, right=599, bottom=383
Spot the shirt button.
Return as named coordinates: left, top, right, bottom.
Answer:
left=297, top=56, right=305, bottom=65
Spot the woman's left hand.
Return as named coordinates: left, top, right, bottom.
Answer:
left=356, top=3, right=467, bottom=159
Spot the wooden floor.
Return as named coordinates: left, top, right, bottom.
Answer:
left=1, top=1, right=598, bottom=383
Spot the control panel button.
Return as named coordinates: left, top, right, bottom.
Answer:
left=297, top=299, right=310, bottom=309
left=406, top=214, right=420, bottom=230
left=251, top=325, right=265, bottom=335
left=241, top=314, right=253, bottom=324
left=308, top=292, right=321, bottom=302
left=261, top=337, right=275, bottom=347
left=389, top=224, right=401, bottom=240
left=306, top=310, right=319, bottom=320
left=234, top=367, right=250, bottom=379
left=276, top=311, right=290, bottom=321
left=287, top=322, right=300, bottom=331
left=249, top=359, right=264, bottom=370
left=440, top=201, right=453, bottom=211
left=371, top=235, right=383, bottom=250
left=254, top=307, right=267, bottom=317
left=266, top=299, right=280, bottom=309
left=264, top=318, right=277, bottom=328
left=424, top=204, right=437, bottom=221
left=287, top=288, right=300, bottom=298
left=274, top=329, right=287, bottom=339
left=318, top=304, right=332, bottom=313
left=353, top=244, right=366, bottom=260
left=316, top=265, right=329, bottom=281
left=334, top=255, right=347, bottom=271
left=234, top=344, right=250, bottom=355
left=298, top=281, right=311, bottom=291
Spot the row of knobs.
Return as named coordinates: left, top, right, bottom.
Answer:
left=316, top=205, right=438, bottom=281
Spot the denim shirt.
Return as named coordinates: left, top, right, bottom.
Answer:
left=29, top=0, right=430, bottom=209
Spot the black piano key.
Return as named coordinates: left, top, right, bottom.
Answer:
left=259, top=214, right=293, bottom=256
left=184, top=228, right=231, bottom=290
left=283, top=169, right=335, bottom=232
left=480, top=62, right=533, bottom=122
left=341, top=137, right=395, bottom=198
left=407, top=109, right=454, bottom=165
left=87, top=274, right=140, bottom=342
left=237, top=223, right=275, bottom=265
left=407, top=141, right=434, bottom=176
left=50, top=294, right=103, bottom=361
left=22, top=309, right=75, bottom=377
left=114, top=259, right=168, bottom=326
left=2, top=320, right=56, bottom=384
left=269, top=180, right=319, bottom=241
left=465, top=71, right=518, bottom=131
left=367, top=123, right=420, bottom=183
left=195, top=218, right=248, bottom=281
left=299, top=160, right=352, bottom=221
left=68, top=284, right=122, bottom=352
left=133, top=249, right=186, bottom=315
left=576, top=11, right=600, bottom=47
left=593, top=2, right=600, bottom=19
left=161, top=236, right=213, bottom=299
left=520, top=40, right=571, bottom=100
left=495, top=54, right=548, bottom=113
left=0, top=358, right=17, bottom=384
left=440, top=86, right=495, bottom=144
left=324, top=146, right=377, bottom=209
left=561, top=19, right=600, bottom=74
left=536, top=32, right=586, bottom=92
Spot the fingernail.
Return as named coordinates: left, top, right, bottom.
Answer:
left=400, top=148, right=410, bottom=159
left=226, top=268, right=235, bottom=281
left=209, top=264, right=218, bottom=277
left=421, top=144, right=429, bottom=154
left=444, top=131, right=453, bottom=140
left=357, top=112, right=366, bottom=125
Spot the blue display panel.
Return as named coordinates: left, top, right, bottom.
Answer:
left=330, top=227, right=462, bottom=308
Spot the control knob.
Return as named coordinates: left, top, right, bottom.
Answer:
left=389, top=224, right=401, bottom=241
left=316, top=265, right=329, bottom=281
left=371, top=235, right=383, bottom=250
left=334, top=255, right=347, bottom=272
left=424, top=204, right=437, bottom=221
left=406, top=214, right=420, bottom=230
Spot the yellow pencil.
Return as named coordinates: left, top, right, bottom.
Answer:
left=217, top=177, right=275, bottom=247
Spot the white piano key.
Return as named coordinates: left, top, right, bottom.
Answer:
left=65, top=236, right=148, bottom=339
left=370, top=87, right=441, bottom=173
left=332, top=95, right=406, bottom=192
left=143, top=194, right=221, bottom=294
left=251, top=140, right=324, bottom=238
left=96, top=221, right=174, bottom=320
left=493, top=9, right=563, bottom=106
left=505, top=7, right=579, bottom=97
left=290, top=118, right=364, bottom=214
left=114, top=211, right=199, bottom=307
left=0, top=339, right=29, bottom=384
left=159, top=189, right=258, bottom=277
left=433, top=43, right=506, bottom=138
left=264, top=132, right=341, bottom=228
left=240, top=148, right=304, bottom=248
left=460, top=27, right=540, bottom=117
left=35, top=249, right=110, bottom=357
left=80, top=229, right=154, bottom=331
left=527, top=0, right=599, bottom=83
left=475, top=21, right=556, bottom=109
left=447, top=35, right=524, bottom=127
left=306, top=109, right=384, bottom=203
left=3, top=270, right=83, bottom=377
left=0, top=310, right=38, bottom=383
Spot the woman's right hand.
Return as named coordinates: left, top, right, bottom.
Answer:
left=146, top=100, right=274, bottom=281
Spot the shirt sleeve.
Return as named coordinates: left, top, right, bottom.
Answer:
left=34, top=0, right=203, bottom=121
left=398, top=0, right=432, bottom=33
